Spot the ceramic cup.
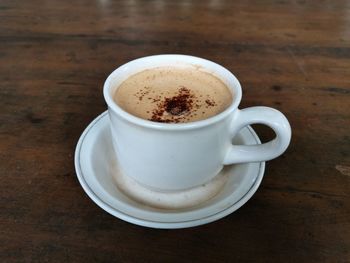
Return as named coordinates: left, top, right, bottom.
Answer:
left=103, top=55, right=291, bottom=191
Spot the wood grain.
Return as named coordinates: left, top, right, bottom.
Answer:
left=1, top=0, right=349, bottom=262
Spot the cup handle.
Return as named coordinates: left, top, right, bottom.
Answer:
left=223, top=106, right=291, bottom=165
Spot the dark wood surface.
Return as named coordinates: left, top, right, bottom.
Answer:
left=1, top=0, right=350, bottom=262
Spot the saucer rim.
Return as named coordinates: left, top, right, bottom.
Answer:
left=74, top=111, right=265, bottom=229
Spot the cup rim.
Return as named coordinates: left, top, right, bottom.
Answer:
left=103, top=54, right=242, bottom=130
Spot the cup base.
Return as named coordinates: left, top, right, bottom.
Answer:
left=111, top=164, right=229, bottom=209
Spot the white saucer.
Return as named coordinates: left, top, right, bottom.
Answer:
left=74, top=111, right=265, bottom=229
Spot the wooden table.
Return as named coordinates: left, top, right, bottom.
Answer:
left=1, top=0, right=349, bottom=262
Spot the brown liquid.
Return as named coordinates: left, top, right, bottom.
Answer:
left=114, top=66, right=233, bottom=123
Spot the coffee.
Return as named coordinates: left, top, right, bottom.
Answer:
left=114, top=66, right=233, bottom=123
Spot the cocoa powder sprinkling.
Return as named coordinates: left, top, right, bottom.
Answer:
left=134, top=87, right=151, bottom=101
left=205, top=99, right=216, bottom=107
left=132, top=85, right=219, bottom=123
left=149, top=87, right=196, bottom=123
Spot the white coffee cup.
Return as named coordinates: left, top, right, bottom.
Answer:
left=104, top=55, right=291, bottom=191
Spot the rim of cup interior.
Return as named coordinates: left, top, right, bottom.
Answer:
left=103, top=54, right=242, bottom=130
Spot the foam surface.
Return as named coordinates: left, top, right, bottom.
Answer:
left=114, top=66, right=233, bottom=123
